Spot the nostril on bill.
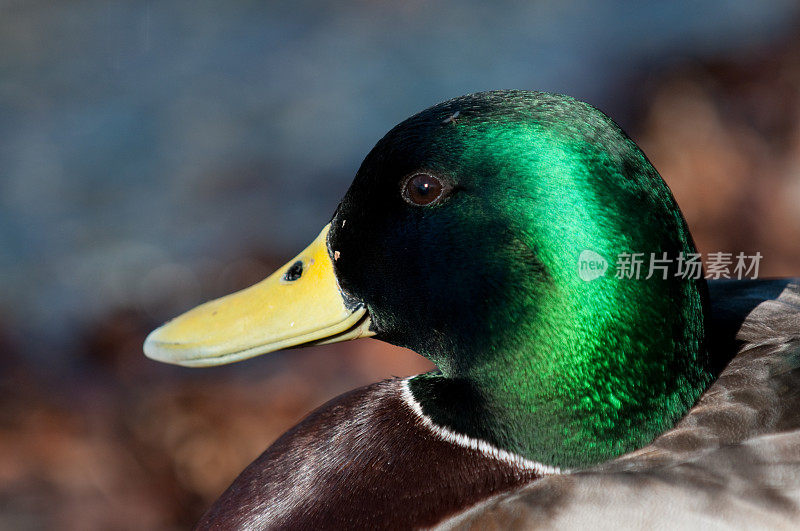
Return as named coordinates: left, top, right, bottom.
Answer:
left=283, top=261, right=304, bottom=282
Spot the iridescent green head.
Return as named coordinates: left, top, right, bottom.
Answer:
left=330, top=90, right=711, bottom=467
left=145, top=90, right=712, bottom=469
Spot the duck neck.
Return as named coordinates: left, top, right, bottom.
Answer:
left=408, top=272, right=713, bottom=469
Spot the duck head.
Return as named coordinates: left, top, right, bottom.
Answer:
left=145, top=91, right=712, bottom=468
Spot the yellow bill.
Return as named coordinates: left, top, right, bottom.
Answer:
left=143, top=224, right=373, bottom=367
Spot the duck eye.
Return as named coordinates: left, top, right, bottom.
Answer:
left=402, top=173, right=445, bottom=206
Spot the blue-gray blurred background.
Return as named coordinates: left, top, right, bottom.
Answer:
left=3, top=1, right=800, bottom=529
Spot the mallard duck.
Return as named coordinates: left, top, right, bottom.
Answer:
left=144, top=91, right=800, bottom=529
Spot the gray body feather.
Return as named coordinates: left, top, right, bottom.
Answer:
left=438, top=279, right=800, bottom=530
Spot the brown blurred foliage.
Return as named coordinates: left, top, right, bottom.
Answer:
left=3, top=35, right=800, bottom=531
left=1, top=304, right=432, bottom=529
left=637, top=37, right=800, bottom=276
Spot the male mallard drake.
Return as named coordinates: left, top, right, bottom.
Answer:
left=144, top=91, right=800, bottom=529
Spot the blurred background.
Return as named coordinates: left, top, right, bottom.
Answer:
left=2, top=1, right=800, bottom=528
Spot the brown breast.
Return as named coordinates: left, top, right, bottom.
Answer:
left=195, top=378, right=543, bottom=530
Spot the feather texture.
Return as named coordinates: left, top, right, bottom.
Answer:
left=437, top=279, right=800, bottom=529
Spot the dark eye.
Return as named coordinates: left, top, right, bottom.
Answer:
left=402, top=173, right=446, bottom=206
